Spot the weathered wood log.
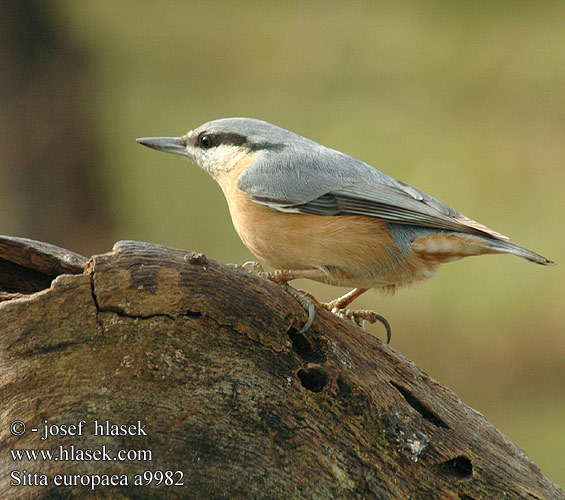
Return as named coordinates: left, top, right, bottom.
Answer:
left=0, top=237, right=563, bottom=499
left=0, top=236, right=86, bottom=294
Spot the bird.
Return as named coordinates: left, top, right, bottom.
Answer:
left=137, top=117, right=554, bottom=338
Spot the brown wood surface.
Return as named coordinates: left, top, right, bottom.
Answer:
left=0, top=238, right=562, bottom=499
left=0, top=235, right=87, bottom=294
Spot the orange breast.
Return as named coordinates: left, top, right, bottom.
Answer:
left=214, top=155, right=428, bottom=288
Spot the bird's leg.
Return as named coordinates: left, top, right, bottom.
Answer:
left=267, top=275, right=391, bottom=342
left=325, top=287, right=369, bottom=310
left=263, top=269, right=328, bottom=333
left=321, top=288, right=392, bottom=343
left=277, top=284, right=317, bottom=333
left=232, top=265, right=391, bottom=341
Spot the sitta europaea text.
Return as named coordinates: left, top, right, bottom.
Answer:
left=137, top=118, right=554, bottom=337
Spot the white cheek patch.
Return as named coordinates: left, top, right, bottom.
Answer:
left=203, top=145, right=250, bottom=178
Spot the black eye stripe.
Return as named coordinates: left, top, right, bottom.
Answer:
left=195, top=131, right=283, bottom=151
left=215, top=133, right=247, bottom=146
left=196, top=132, right=248, bottom=149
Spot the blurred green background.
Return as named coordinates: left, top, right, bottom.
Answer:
left=2, top=0, right=563, bottom=486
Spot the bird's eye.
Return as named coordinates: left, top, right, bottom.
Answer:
left=198, top=134, right=215, bottom=149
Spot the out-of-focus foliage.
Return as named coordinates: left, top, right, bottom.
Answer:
left=9, top=0, right=565, bottom=485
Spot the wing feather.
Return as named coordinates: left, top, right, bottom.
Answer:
left=237, top=145, right=508, bottom=240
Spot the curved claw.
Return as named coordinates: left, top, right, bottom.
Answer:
left=278, top=283, right=317, bottom=334
left=299, top=301, right=316, bottom=333
left=373, top=313, right=392, bottom=344
left=353, top=310, right=392, bottom=343
left=327, top=306, right=392, bottom=344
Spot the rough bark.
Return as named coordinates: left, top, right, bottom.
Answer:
left=0, top=236, right=563, bottom=500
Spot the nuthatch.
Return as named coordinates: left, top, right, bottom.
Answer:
left=137, top=118, right=554, bottom=337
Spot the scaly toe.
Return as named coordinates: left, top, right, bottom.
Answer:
left=293, top=289, right=323, bottom=307
left=265, top=269, right=288, bottom=283
left=227, top=261, right=269, bottom=278
left=322, top=305, right=392, bottom=343
left=241, top=260, right=265, bottom=273
left=280, top=283, right=317, bottom=333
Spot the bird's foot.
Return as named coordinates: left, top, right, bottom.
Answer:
left=227, top=260, right=266, bottom=274
left=228, top=263, right=391, bottom=341
left=279, top=284, right=317, bottom=334
left=241, top=260, right=266, bottom=274
left=320, top=303, right=392, bottom=343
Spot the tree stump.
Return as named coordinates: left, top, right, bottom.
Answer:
left=0, top=236, right=563, bottom=499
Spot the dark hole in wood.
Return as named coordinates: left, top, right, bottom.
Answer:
left=459, top=495, right=477, bottom=500
left=287, top=328, right=324, bottom=363
left=297, top=367, right=329, bottom=393
left=390, top=381, right=449, bottom=429
left=439, top=456, right=473, bottom=479
left=336, top=375, right=370, bottom=415
left=185, top=311, right=202, bottom=318
left=336, top=375, right=352, bottom=400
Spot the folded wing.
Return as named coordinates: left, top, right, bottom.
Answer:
left=238, top=145, right=508, bottom=241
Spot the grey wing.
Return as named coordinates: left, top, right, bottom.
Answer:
left=237, top=145, right=508, bottom=240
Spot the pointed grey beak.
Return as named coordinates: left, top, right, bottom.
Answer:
left=136, top=136, right=187, bottom=156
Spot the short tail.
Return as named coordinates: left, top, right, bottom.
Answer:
left=486, top=239, right=555, bottom=266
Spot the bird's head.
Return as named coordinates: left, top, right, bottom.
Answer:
left=137, top=117, right=299, bottom=179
